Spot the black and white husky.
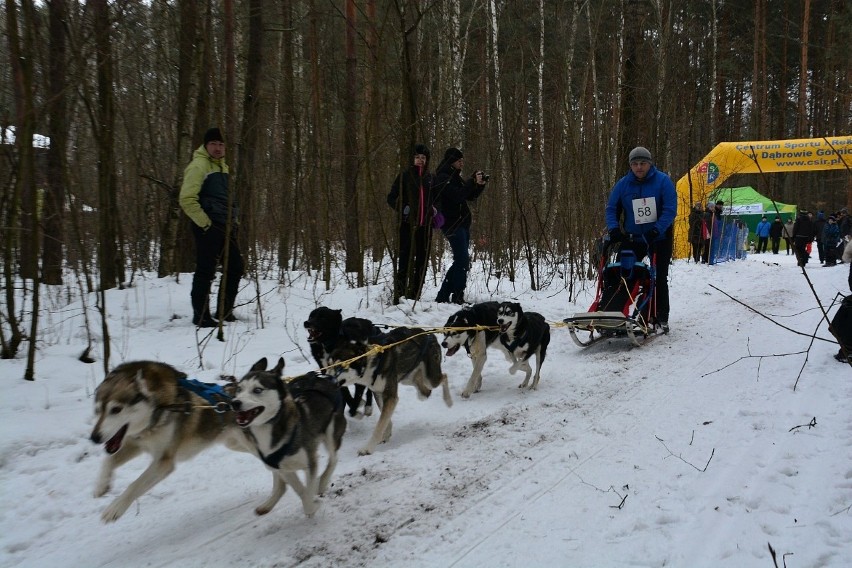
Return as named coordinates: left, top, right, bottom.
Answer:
left=440, top=301, right=513, bottom=398
left=496, top=302, right=551, bottom=391
left=231, top=357, right=347, bottom=517
left=330, top=327, right=452, bottom=455
left=304, top=306, right=376, bottom=416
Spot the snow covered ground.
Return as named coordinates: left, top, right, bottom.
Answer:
left=1, top=249, right=850, bottom=567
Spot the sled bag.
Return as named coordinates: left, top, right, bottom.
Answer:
left=596, top=259, right=650, bottom=317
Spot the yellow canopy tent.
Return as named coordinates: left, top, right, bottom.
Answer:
left=673, top=135, right=852, bottom=258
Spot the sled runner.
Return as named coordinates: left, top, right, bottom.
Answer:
left=564, top=248, right=660, bottom=347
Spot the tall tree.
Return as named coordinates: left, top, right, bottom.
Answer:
left=43, top=0, right=68, bottom=285
left=343, top=0, right=362, bottom=277
left=91, top=0, right=123, bottom=291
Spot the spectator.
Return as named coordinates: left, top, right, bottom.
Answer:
left=688, top=203, right=704, bottom=263
left=792, top=210, right=816, bottom=268
left=783, top=217, right=795, bottom=255
left=755, top=216, right=771, bottom=253
left=179, top=127, right=244, bottom=327
left=605, top=146, right=677, bottom=332
left=823, top=215, right=841, bottom=266
left=387, top=143, right=439, bottom=304
left=434, top=147, right=487, bottom=304
left=701, top=202, right=714, bottom=263
left=769, top=215, right=784, bottom=254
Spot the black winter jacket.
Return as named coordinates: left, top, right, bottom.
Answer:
left=387, top=165, right=436, bottom=227
left=434, top=161, right=485, bottom=234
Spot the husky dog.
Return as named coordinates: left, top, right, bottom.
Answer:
left=304, top=306, right=376, bottom=416
left=496, top=302, right=551, bottom=390
left=231, top=357, right=346, bottom=516
left=330, top=327, right=452, bottom=455
left=440, top=301, right=513, bottom=398
left=90, top=361, right=250, bottom=523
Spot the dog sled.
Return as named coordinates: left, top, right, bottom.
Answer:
left=564, top=248, right=661, bottom=347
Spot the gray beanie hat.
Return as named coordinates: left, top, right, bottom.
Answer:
left=628, top=146, right=653, bottom=163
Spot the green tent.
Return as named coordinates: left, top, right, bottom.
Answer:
left=708, top=186, right=797, bottom=244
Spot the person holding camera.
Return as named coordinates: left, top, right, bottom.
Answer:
left=434, top=147, right=486, bottom=304
left=605, top=146, right=677, bottom=332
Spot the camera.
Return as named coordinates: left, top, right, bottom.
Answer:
left=478, top=171, right=490, bottom=182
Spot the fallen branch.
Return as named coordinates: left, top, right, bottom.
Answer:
left=655, top=435, right=714, bottom=472
left=788, top=417, right=817, bottom=432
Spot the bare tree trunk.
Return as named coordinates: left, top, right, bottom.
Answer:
left=798, top=0, right=811, bottom=137
left=487, top=0, right=505, bottom=153
left=277, top=0, right=295, bottom=271
left=3, top=0, right=34, bottom=360
left=92, top=0, right=122, bottom=292
left=159, top=0, right=199, bottom=278
left=343, top=0, right=362, bottom=278
left=224, top=0, right=236, bottom=139
left=43, top=0, right=68, bottom=285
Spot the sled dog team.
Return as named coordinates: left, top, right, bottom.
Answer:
left=90, top=301, right=550, bottom=523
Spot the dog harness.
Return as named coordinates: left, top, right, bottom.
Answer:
left=177, top=378, right=232, bottom=413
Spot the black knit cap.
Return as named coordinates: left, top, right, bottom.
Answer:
left=414, top=143, right=430, bottom=159
left=443, top=147, right=464, bottom=163
left=204, top=127, right=224, bottom=145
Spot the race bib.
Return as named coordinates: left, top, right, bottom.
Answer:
left=632, top=197, right=658, bottom=225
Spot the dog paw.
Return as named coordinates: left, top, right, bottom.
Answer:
left=93, top=483, right=110, bottom=498
left=303, top=500, right=320, bottom=517
left=461, top=390, right=471, bottom=399
left=101, top=498, right=130, bottom=523
left=357, top=446, right=374, bottom=456
left=255, top=505, right=272, bottom=516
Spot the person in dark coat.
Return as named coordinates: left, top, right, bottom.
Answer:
left=792, top=210, right=817, bottom=267
left=387, top=143, right=438, bottom=304
left=823, top=215, right=841, bottom=266
left=687, top=203, right=704, bottom=263
left=434, top=147, right=486, bottom=304
left=768, top=216, right=784, bottom=254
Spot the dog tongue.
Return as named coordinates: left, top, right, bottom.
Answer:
left=105, top=425, right=127, bottom=454
left=446, top=345, right=460, bottom=357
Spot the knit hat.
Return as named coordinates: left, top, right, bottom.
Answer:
left=829, top=215, right=836, bottom=222
left=443, top=147, right=464, bottom=163
left=413, top=143, right=431, bottom=159
left=628, top=146, right=652, bottom=163
left=203, top=127, right=224, bottom=145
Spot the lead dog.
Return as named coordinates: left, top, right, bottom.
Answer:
left=90, top=361, right=251, bottom=523
left=329, top=327, right=452, bottom=455
left=304, top=306, right=376, bottom=416
left=496, top=301, right=551, bottom=390
left=440, top=301, right=513, bottom=398
left=231, top=357, right=346, bottom=516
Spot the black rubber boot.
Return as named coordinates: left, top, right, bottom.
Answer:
left=191, top=292, right=217, bottom=327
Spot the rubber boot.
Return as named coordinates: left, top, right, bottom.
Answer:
left=191, top=292, right=217, bottom=327
left=214, top=290, right=237, bottom=322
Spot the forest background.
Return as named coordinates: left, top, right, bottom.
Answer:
left=2, top=0, right=851, bottom=375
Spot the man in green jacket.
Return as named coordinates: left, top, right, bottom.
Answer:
left=179, top=127, right=243, bottom=327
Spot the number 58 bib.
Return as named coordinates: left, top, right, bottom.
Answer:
left=632, top=197, right=658, bottom=225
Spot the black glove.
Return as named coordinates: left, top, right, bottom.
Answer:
left=608, top=228, right=623, bottom=243
left=645, top=227, right=661, bottom=242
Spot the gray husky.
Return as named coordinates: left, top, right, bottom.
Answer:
left=90, top=361, right=251, bottom=523
left=330, top=327, right=452, bottom=455
left=231, top=357, right=346, bottom=516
